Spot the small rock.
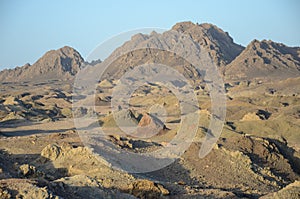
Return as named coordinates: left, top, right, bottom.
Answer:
left=177, top=180, right=186, bottom=185
left=0, top=187, right=11, bottom=199
left=160, top=141, right=169, bottom=147
left=18, top=164, right=36, bottom=177
left=157, top=184, right=169, bottom=195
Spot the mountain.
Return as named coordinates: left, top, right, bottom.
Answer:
left=171, top=22, right=244, bottom=66
left=0, top=46, right=84, bottom=82
left=95, top=21, right=244, bottom=81
left=225, top=40, right=300, bottom=80
left=1, top=22, right=299, bottom=83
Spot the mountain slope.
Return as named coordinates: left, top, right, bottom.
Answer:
left=0, top=46, right=84, bottom=82
left=225, top=40, right=300, bottom=80
left=172, top=22, right=245, bottom=66
left=95, top=21, right=244, bottom=81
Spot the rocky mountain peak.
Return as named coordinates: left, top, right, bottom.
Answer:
left=171, top=21, right=196, bottom=32
left=0, top=46, right=84, bottom=82
left=172, top=21, right=245, bottom=66
left=225, top=39, right=300, bottom=80
left=98, top=21, right=245, bottom=82
left=247, top=39, right=300, bottom=63
left=34, top=46, right=84, bottom=76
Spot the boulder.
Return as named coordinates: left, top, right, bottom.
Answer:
left=41, top=144, right=61, bottom=161
left=130, top=180, right=169, bottom=198
left=18, top=164, right=36, bottom=177
left=241, top=112, right=261, bottom=121
left=136, top=113, right=167, bottom=138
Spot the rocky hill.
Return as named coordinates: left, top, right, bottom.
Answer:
left=172, top=22, right=245, bottom=66
left=0, top=46, right=84, bottom=82
left=225, top=39, right=300, bottom=80
left=92, top=21, right=244, bottom=82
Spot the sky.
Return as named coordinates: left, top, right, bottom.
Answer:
left=0, top=0, right=299, bottom=70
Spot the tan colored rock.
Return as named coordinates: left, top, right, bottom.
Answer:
left=3, top=96, right=19, bottom=105
left=41, top=144, right=61, bottom=161
left=18, top=164, right=36, bottom=177
left=241, top=112, right=261, bottom=121
left=130, top=180, right=169, bottom=198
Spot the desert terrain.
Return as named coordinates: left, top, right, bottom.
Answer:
left=0, top=22, right=299, bottom=198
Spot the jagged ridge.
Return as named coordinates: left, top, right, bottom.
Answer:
left=225, top=39, right=300, bottom=80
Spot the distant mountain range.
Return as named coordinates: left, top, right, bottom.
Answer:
left=0, top=21, right=299, bottom=83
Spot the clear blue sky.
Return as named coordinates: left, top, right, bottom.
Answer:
left=0, top=0, right=299, bottom=70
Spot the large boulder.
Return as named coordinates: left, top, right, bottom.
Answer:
left=136, top=113, right=167, bottom=138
